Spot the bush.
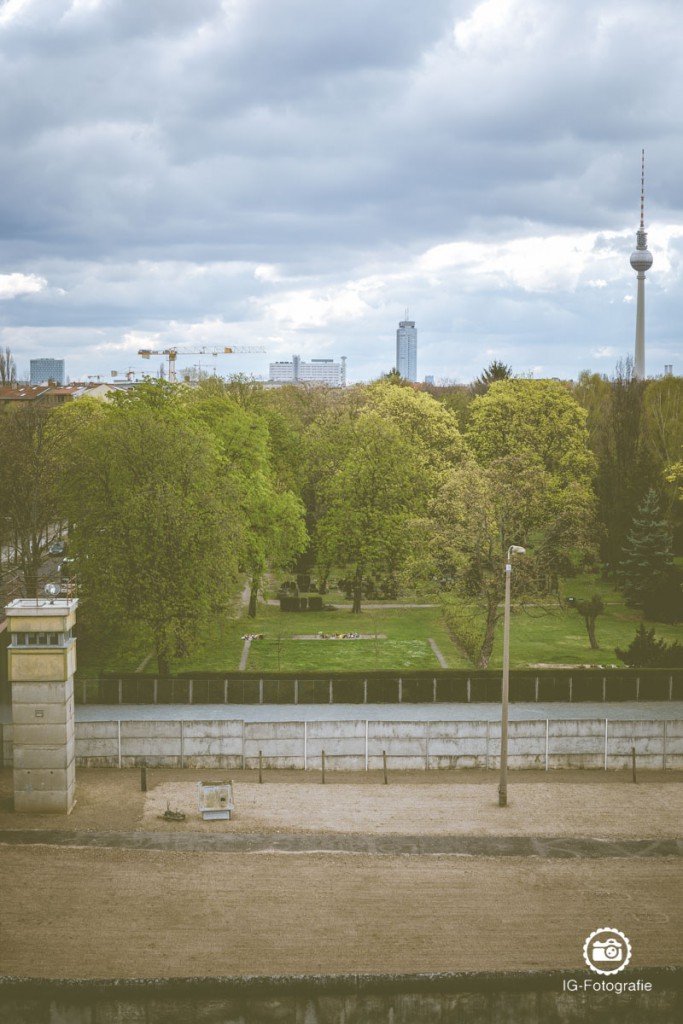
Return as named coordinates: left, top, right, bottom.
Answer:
left=442, top=595, right=485, bottom=665
left=616, top=624, right=683, bottom=667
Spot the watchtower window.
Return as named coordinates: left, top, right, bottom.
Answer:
left=11, top=631, right=69, bottom=648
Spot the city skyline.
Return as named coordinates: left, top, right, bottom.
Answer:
left=1, top=1, right=683, bottom=385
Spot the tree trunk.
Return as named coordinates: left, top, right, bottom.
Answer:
left=157, top=648, right=171, bottom=678
left=585, top=616, right=599, bottom=650
left=248, top=576, right=259, bottom=618
left=352, top=566, right=363, bottom=614
left=478, top=592, right=499, bottom=668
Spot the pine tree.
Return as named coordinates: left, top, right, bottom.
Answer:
left=470, top=360, right=513, bottom=396
left=618, top=489, right=675, bottom=615
left=616, top=624, right=683, bottom=667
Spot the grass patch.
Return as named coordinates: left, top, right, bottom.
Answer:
left=486, top=573, right=683, bottom=668
left=246, top=638, right=438, bottom=672
left=75, top=573, right=683, bottom=677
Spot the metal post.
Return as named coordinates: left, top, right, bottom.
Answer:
left=259, top=749, right=263, bottom=783
left=365, top=720, right=369, bottom=771
left=499, top=561, right=512, bottom=807
left=321, top=749, right=325, bottom=784
left=545, top=719, right=549, bottom=772
left=304, top=721, right=307, bottom=771
left=632, top=745, right=637, bottom=783
left=117, top=720, right=122, bottom=769
left=383, top=749, right=388, bottom=785
left=180, top=720, right=184, bottom=769
left=604, top=719, right=609, bottom=771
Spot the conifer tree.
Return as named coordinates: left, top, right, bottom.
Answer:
left=618, top=489, right=676, bottom=618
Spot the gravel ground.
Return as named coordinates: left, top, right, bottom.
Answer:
left=1, top=768, right=681, bottom=980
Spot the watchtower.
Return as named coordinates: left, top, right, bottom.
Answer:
left=5, top=596, right=78, bottom=813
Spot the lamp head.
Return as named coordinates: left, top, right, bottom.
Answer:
left=508, top=545, right=526, bottom=556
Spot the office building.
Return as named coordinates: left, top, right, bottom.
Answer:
left=396, top=317, right=417, bottom=381
left=30, top=358, right=65, bottom=385
left=268, top=355, right=347, bottom=387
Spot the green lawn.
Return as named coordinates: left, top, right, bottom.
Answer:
left=184, top=604, right=468, bottom=673
left=74, top=575, right=683, bottom=677
left=246, top=638, right=439, bottom=672
left=486, top=573, right=683, bottom=668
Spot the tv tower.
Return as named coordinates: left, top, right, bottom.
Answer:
left=630, top=149, right=653, bottom=380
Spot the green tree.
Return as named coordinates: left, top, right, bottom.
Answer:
left=0, top=403, right=62, bottom=595
left=616, top=624, right=683, bottom=667
left=190, top=387, right=309, bottom=617
left=54, top=397, right=241, bottom=675
left=314, top=410, right=429, bottom=612
left=642, top=375, right=683, bottom=550
left=617, top=489, right=681, bottom=621
left=467, top=378, right=595, bottom=489
left=470, top=359, right=513, bottom=396
left=572, top=595, right=604, bottom=650
left=0, top=346, right=17, bottom=383
left=413, top=447, right=595, bottom=667
left=364, top=379, right=467, bottom=480
left=574, top=363, right=654, bottom=570
left=413, top=458, right=541, bottom=667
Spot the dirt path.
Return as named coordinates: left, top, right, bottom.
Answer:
left=1, top=769, right=681, bottom=980
left=1, top=848, right=680, bottom=979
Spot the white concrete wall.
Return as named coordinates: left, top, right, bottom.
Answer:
left=3, top=718, right=682, bottom=771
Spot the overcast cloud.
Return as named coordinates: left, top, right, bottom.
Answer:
left=1, top=0, right=682, bottom=384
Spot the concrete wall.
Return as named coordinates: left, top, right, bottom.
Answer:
left=2, top=718, right=682, bottom=770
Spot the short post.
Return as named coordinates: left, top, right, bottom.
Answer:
left=259, top=749, right=263, bottom=784
left=632, top=745, right=637, bottom=784
left=383, top=749, right=388, bottom=785
left=322, top=749, right=326, bottom=785
left=140, top=766, right=147, bottom=792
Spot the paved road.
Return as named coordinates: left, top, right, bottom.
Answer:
left=1, top=829, right=681, bottom=858
left=69, top=701, right=683, bottom=722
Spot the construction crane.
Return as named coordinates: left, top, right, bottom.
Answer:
left=137, top=346, right=266, bottom=383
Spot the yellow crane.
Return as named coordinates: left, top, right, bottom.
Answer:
left=137, top=346, right=266, bottom=383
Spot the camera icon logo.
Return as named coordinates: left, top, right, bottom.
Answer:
left=583, top=928, right=632, bottom=975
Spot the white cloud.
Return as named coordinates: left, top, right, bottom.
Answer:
left=0, top=272, right=47, bottom=299
left=0, top=0, right=34, bottom=28
left=266, top=287, right=369, bottom=328
left=592, top=346, right=616, bottom=358
left=453, top=0, right=542, bottom=53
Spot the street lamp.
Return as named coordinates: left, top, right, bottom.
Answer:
left=499, top=544, right=525, bottom=808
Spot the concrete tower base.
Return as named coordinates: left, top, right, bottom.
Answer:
left=6, top=598, right=78, bottom=815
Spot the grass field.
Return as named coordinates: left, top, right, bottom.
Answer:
left=190, top=604, right=464, bottom=672
left=74, top=574, right=683, bottom=677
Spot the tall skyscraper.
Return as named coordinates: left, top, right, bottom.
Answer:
left=630, top=150, right=653, bottom=381
left=30, top=358, right=65, bottom=385
left=396, top=314, right=417, bottom=381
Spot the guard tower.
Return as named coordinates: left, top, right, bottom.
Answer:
left=5, top=596, right=78, bottom=813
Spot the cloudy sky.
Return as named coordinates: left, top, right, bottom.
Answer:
left=1, top=0, right=682, bottom=386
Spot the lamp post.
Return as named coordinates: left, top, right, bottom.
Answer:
left=499, top=544, right=525, bottom=808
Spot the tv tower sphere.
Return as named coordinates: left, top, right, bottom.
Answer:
left=630, top=150, right=652, bottom=380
